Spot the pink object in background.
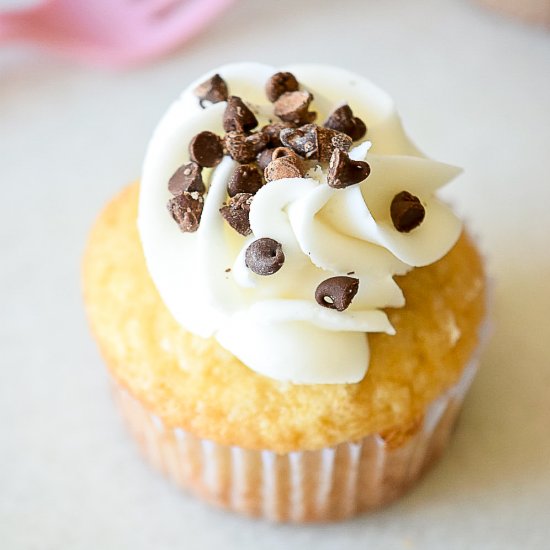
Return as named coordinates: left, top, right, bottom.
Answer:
left=0, top=0, right=234, bottom=67
left=475, top=0, right=550, bottom=28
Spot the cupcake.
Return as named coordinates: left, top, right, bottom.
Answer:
left=83, top=63, right=487, bottom=522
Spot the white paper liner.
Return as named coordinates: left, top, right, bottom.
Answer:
left=110, top=350, right=483, bottom=522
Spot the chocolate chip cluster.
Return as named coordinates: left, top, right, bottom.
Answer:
left=167, top=71, right=370, bottom=237
left=165, top=71, right=425, bottom=311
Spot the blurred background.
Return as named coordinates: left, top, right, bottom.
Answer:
left=1, top=0, right=549, bottom=548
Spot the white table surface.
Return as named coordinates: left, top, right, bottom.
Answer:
left=1, top=0, right=549, bottom=548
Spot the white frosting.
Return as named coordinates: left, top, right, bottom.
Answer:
left=138, top=63, right=462, bottom=384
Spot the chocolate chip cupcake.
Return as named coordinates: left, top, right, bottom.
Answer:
left=83, top=63, right=488, bottom=522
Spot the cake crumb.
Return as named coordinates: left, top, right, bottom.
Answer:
left=445, top=312, right=461, bottom=346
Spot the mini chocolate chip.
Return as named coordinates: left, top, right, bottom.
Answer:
left=167, top=191, right=204, bottom=232
left=315, top=276, right=359, bottom=312
left=324, top=105, right=367, bottom=141
left=351, top=117, right=367, bottom=141
left=168, top=162, right=204, bottom=195
left=224, top=131, right=268, bottom=164
left=324, top=105, right=354, bottom=135
left=189, top=131, right=223, bottom=168
left=245, top=238, right=285, bottom=276
left=261, top=122, right=295, bottom=148
left=319, top=127, right=353, bottom=162
left=264, top=149, right=305, bottom=181
left=327, top=148, right=370, bottom=188
left=257, top=148, right=275, bottom=171
left=265, top=72, right=299, bottom=102
left=224, top=132, right=253, bottom=163
left=390, top=191, right=426, bottom=233
left=223, top=96, right=258, bottom=133
left=228, top=164, right=263, bottom=197
left=245, top=131, right=269, bottom=155
left=280, top=124, right=352, bottom=162
left=271, top=146, right=298, bottom=161
left=280, top=124, right=318, bottom=158
left=194, top=73, right=228, bottom=107
left=274, top=91, right=317, bottom=125
left=219, top=193, right=253, bottom=236
left=264, top=159, right=303, bottom=181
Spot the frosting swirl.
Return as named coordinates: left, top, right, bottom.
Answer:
left=138, top=63, right=462, bottom=384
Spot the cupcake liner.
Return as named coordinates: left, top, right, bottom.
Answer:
left=110, top=351, right=481, bottom=522
left=475, top=0, right=550, bottom=28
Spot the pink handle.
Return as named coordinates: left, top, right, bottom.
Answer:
left=0, top=0, right=235, bottom=67
left=113, top=0, right=235, bottom=67
left=0, top=10, right=34, bottom=44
